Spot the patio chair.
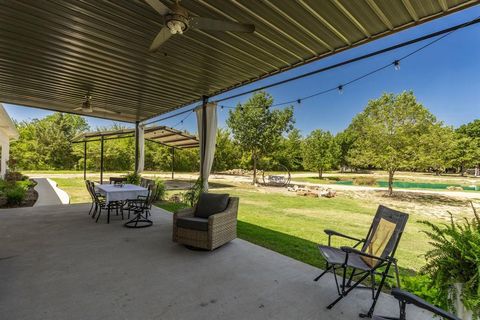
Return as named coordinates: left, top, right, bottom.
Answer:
left=124, top=184, right=157, bottom=228
left=173, top=193, right=239, bottom=250
left=90, top=181, right=123, bottom=224
left=85, top=179, right=96, bottom=216
left=373, top=288, right=460, bottom=320
left=109, top=177, right=127, bottom=184
left=314, top=205, right=409, bottom=318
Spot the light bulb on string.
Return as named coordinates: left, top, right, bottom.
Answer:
left=337, top=85, right=343, bottom=95
left=394, top=60, right=400, bottom=71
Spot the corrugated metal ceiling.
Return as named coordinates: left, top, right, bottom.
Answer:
left=0, top=0, right=478, bottom=122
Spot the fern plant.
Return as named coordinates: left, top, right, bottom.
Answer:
left=125, top=172, right=141, bottom=185
left=420, top=202, right=480, bottom=318
left=182, top=178, right=204, bottom=207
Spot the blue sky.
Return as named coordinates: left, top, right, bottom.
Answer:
left=4, top=5, right=480, bottom=136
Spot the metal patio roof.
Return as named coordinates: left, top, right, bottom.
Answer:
left=1, top=0, right=478, bottom=122
left=72, top=125, right=199, bottom=149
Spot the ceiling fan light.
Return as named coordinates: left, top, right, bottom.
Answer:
left=166, top=13, right=188, bottom=35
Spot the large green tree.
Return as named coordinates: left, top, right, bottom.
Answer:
left=416, top=124, right=456, bottom=175
left=348, top=91, right=437, bottom=195
left=302, top=129, right=338, bottom=178
left=335, top=129, right=356, bottom=172
left=226, top=91, right=294, bottom=184
left=212, top=128, right=241, bottom=172
left=12, top=113, right=89, bottom=170
left=456, top=120, right=480, bottom=176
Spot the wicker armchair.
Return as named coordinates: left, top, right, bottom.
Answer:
left=173, top=197, right=239, bottom=250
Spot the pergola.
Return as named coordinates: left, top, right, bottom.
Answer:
left=72, top=125, right=199, bottom=183
left=1, top=0, right=478, bottom=184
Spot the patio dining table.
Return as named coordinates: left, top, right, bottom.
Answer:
left=95, top=183, right=148, bottom=204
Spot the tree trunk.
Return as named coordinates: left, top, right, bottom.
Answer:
left=252, top=154, right=257, bottom=185
left=460, top=164, right=464, bottom=177
left=318, top=168, right=323, bottom=179
left=476, top=164, right=480, bottom=177
left=388, top=170, right=394, bottom=196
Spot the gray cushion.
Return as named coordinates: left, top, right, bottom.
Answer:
left=194, top=193, right=229, bottom=218
left=176, top=216, right=209, bottom=231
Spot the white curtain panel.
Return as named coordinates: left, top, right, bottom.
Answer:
left=196, top=102, right=218, bottom=191
left=136, top=124, right=145, bottom=173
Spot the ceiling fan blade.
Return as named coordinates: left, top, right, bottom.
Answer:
left=190, top=17, right=255, bottom=33
left=145, top=0, right=171, bottom=16
left=149, top=27, right=172, bottom=52
left=94, top=107, right=117, bottom=114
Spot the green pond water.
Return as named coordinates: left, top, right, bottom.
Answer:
left=335, top=180, right=480, bottom=191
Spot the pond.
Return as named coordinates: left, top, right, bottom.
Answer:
left=335, top=180, right=480, bottom=191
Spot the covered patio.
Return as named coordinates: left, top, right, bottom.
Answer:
left=1, top=1, right=479, bottom=319
left=0, top=204, right=431, bottom=320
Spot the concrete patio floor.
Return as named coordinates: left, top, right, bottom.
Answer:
left=0, top=204, right=433, bottom=320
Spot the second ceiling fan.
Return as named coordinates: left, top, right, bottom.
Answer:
left=145, top=0, right=255, bottom=52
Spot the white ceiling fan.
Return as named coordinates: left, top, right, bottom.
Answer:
left=73, top=95, right=118, bottom=115
left=145, top=0, right=255, bottom=52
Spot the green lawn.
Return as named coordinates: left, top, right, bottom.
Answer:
left=53, top=178, right=91, bottom=203
left=53, top=176, right=446, bottom=272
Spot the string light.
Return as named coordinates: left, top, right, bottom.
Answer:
left=142, top=16, right=479, bottom=126
left=337, top=85, right=343, bottom=95
left=394, top=60, right=401, bottom=71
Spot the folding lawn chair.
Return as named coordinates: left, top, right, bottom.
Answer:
left=314, top=205, right=409, bottom=318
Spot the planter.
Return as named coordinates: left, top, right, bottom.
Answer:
left=452, top=283, right=474, bottom=320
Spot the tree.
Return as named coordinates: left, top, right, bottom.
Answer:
left=457, top=120, right=480, bottom=176
left=449, top=133, right=478, bottom=175
left=11, top=113, right=89, bottom=170
left=416, top=124, right=456, bottom=175
left=335, top=129, right=356, bottom=172
left=348, top=91, right=437, bottom=195
left=212, top=128, right=241, bottom=172
left=226, top=91, right=294, bottom=184
left=302, top=129, right=338, bottom=178
left=273, top=128, right=303, bottom=171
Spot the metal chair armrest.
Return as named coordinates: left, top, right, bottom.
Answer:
left=324, top=229, right=365, bottom=247
left=340, top=246, right=388, bottom=263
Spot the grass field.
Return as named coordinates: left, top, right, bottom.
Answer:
left=50, top=176, right=465, bottom=273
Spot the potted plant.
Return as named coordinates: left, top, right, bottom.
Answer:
left=420, top=202, right=480, bottom=319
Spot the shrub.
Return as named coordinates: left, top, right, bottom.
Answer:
left=182, top=178, right=204, bottom=207
left=401, top=275, right=446, bottom=310
left=419, top=203, right=480, bottom=317
left=155, top=179, right=166, bottom=201
left=352, top=176, right=377, bottom=186
left=6, top=186, right=26, bottom=205
left=125, top=172, right=141, bottom=185
left=5, top=171, right=27, bottom=182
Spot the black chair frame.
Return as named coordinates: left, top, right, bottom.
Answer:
left=314, top=205, right=408, bottom=318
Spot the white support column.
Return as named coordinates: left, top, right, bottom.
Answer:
left=1, top=137, right=10, bottom=179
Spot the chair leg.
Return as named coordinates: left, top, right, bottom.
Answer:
left=327, top=270, right=371, bottom=310
left=88, top=202, right=94, bottom=215
left=92, top=203, right=97, bottom=219
left=314, top=263, right=332, bottom=281
left=360, top=263, right=393, bottom=318
left=96, top=208, right=102, bottom=223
